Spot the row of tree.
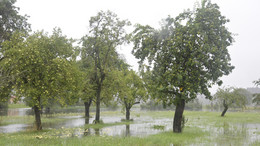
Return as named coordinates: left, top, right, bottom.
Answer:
left=1, top=0, right=259, bottom=133
left=0, top=0, right=147, bottom=131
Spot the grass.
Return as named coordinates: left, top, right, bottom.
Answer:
left=1, top=110, right=260, bottom=145
left=152, top=125, right=165, bottom=130
left=0, top=126, right=206, bottom=146
left=8, top=103, right=30, bottom=109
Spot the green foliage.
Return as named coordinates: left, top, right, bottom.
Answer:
left=214, top=87, right=248, bottom=109
left=252, top=79, right=260, bottom=105
left=1, top=28, right=80, bottom=109
left=254, top=79, right=260, bottom=85
left=252, top=93, right=260, bottom=105
left=0, top=0, right=30, bottom=44
left=116, top=68, right=147, bottom=111
left=77, top=60, right=95, bottom=105
left=0, top=0, right=30, bottom=102
left=8, top=103, right=29, bottom=109
left=81, top=10, right=131, bottom=121
left=132, top=0, right=234, bottom=106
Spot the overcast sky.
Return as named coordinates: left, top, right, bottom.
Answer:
left=15, top=0, right=260, bottom=93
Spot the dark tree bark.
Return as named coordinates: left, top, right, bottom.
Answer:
left=173, top=98, right=185, bottom=133
left=221, top=100, right=229, bottom=117
left=84, top=100, right=92, bottom=124
left=126, top=107, right=130, bottom=121
left=34, top=105, right=42, bottom=130
left=125, top=124, right=130, bottom=136
left=221, top=106, right=228, bottom=117
left=95, top=85, right=101, bottom=123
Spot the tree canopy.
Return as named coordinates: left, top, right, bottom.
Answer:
left=252, top=93, right=260, bottom=105
left=0, top=0, right=30, bottom=101
left=1, top=29, right=80, bottom=130
left=254, top=79, right=260, bottom=86
left=131, top=0, right=234, bottom=132
left=0, top=0, right=30, bottom=46
left=116, top=68, right=147, bottom=120
left=81, top=10, right=131, bottom=123
left=214, top=87, right=248, bottom=116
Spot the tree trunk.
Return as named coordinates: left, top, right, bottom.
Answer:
left=221, top=100, right=228, bottom=117
left=95, top=85, right=101, bottom=123
left=34, top=105, right=42, bottom=130
left=126, top=107, right=130, bottom=121
left=84, top=101, right=91, bottom=124
left=173, top=99, right=185, bottom=133
left=125, top=124, right=130, bottom=136
left=221, top=106, right=228, bottom=117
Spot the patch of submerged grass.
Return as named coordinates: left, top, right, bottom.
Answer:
left=152, top=125, right=165, bottom=130
left=0, top=113, right=83, bottom=126
left=0, top=115, right=34, bottom=126
left=83, top=121, right=133, bottom=129
left=1, top=110, right=260, bottom=145
left=0, top=126, right=206, bottom=146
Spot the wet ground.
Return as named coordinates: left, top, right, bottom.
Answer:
left=1, top=108, right=260, bottom=145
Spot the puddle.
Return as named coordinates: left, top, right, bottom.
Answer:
left=0, top=109, right=260, bottom=145
left=189, top=121, right=260, bottom=145
left=0, top=124, right=31, bottom=133
left=46, top=116, right=123, bottom=129
left=0, top=108, right=32, bottom=116
left=64, top=116, right=173, bottom=137
left=101, top=123, right=165, bottom=137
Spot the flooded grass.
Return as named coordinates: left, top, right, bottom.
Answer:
left=152, top=125, right=165, bottom=130
left=0, top=126, right=206, bottom=146
left=1, top=110, right=260, bottom=145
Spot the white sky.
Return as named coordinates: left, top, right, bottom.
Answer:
left=15, top=0, right=260, bottom=93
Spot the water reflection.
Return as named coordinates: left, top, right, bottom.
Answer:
left=1, top=110, right=260, bottom=145
left=94, top=128, right=100, bottom=136
left=0, top=124, right=31, bottom=133
left=0, top=108, right=32, bottom=116
left=196, top=121, right=260, bottom=146
left=85, top=117, right=90, bottom=124
left=125, top=124, right=130, bottom=136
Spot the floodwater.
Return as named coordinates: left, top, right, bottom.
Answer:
left=0, top=108, right=32, bottom=116
left=1, top=108, right=260, bottom=145
left=0, top=124, right=31, bottom=133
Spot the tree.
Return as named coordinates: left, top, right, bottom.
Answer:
left=1, top=29, right=80, bottom=130
left=252, top=80, right=260, bottom=106
left=77, top=58, right=96, bottom=124
left=254, top=79, right=260, bottom=86
left=116, top=68, right=146, bottom=121
left=214, top=87, right=247, bottom=116
left=81, top=10, right=131, bottom=123
left=131, top=0, right=234, bottom=133
left=252, top=93, right=260, bottom=105
left=0, top=0, right=30, bottom=102
left=0, top=0, right=30, bottom=46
